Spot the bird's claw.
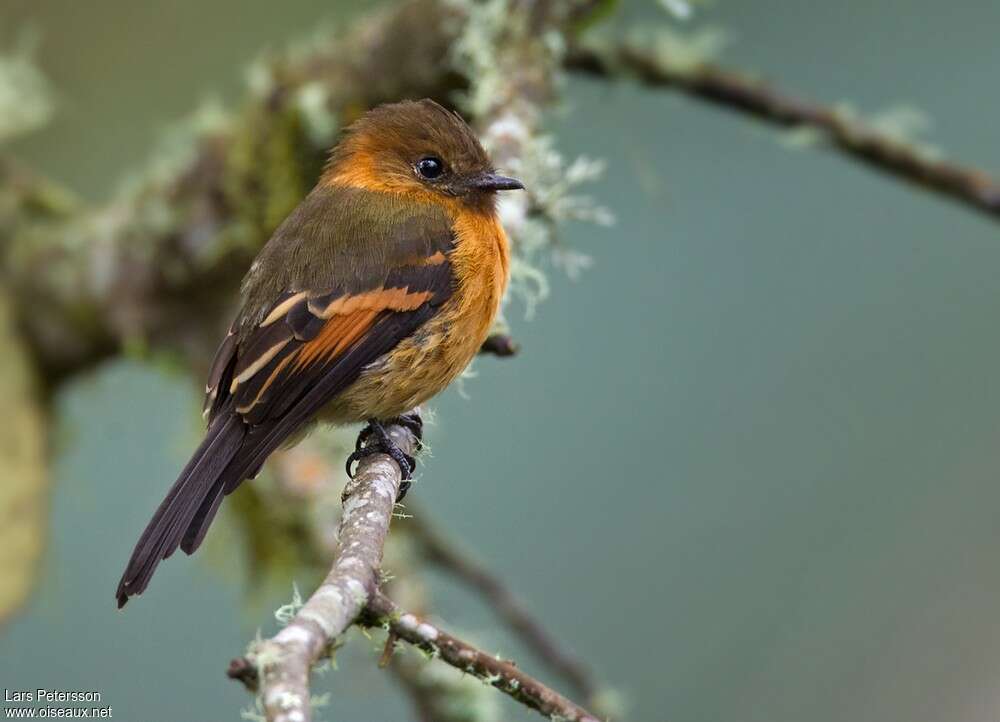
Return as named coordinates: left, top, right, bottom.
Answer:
left=353, top=412, right=423, bottom=452
left=346, top=416, right=422, bottom=499
left=394, top=411, right=424, bottom=445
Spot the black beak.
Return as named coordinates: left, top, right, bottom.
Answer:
left=470, top=172, right=524, bottom=192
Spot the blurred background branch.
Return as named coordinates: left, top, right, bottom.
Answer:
left=566, top=35, right=1000, bottom=221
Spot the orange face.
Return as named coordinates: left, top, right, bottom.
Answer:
left=322, top=99, right=523, bottom=205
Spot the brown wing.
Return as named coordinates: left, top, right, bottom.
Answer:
left=120, top=252, right=451, bottom=599
left=205, top=251, right=451, bottom=422
left=116, top=190, right=456, bottom=607
left=181, top=251, right=452, bottom=547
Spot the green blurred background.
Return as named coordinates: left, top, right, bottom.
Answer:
left=4, top=0, right=1000, bottom=720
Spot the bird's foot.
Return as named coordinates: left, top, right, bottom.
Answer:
left=352, top=411, right=424, bottom=452
left=392, top=411, right=424, bottom=444
left=346, top=415, right=422, bottom=499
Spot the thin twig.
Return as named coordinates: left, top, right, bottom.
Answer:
left=405, top=510, right=600, bottom=704
left=387, top=644, right=486, bottom=722
left=363, top=592, right=602, bottom=722
left=479, top=333, right=520, bottom=357
left=567, top=43, right=1000, bottom=221
left=230, top=420, right=417, bottom=722
left=379, top=630, right=400, bottom=669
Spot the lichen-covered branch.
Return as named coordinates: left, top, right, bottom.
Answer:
left=228, top=418, right=600, bottom=722
left=567, top=40, right=1000, bottom=221
left=1, top=0, right=611, bottom=392
left=1, top=0, right=465, bottom=388
left=364, top=593, right=601, bottom=722
left=454, top=0, right=613, bottom=317
left=231, top=421, right=416, bottom=722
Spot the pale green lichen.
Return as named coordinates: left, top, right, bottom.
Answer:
left=780, top=102, right=942, bottom=162
left=274, top=583, right=305, bottom=625
left=0, top=32, right=53, bottom=143
left=244, top=55, right=277, bottom=99
left=448, top=0, right=613, bottom=319
left=309, top=693, right=331, bottom=715
left=245, top=631, right=278, bottom=672
left=657, top=0, right=712, bottom=21
left=842, top=103, right=941, bottom=161
left=446, top=0, right=512, bottom=120
left=627, top=24, right=730, bottom=74
left=275, top=691, right=304, bottom=711
left=481, top=672, right=503, bottom=686
left=223, top=100, right=316, bottom=248
left=659, top=0, right=693, bottom=20
left=415, top=640, right=441, bottom=660
left=295, top=82, right=340, bottom=148
left=239, top=698, right=266, bottom=722
left=590, top=686, right=628, bottom=721
left=501, top=135, right=614, bottom=316
left=345, top=577, right=368, bottom=606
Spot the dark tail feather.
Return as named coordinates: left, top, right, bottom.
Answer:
left=178, top=477, right=227, bottom=556
left=177, top=423, right=282, bottom=555
left=116, top=313, right=424, bottom=608
left=178, top=422, right=302, bottom=555
left=116, top=414, right=246, bottom=608
left=178, top=398, right=333, bottom=555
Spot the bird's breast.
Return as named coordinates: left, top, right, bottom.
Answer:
left=328, top=208, right=509, bottom=422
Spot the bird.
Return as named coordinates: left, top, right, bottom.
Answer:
left=115, top=99, right=523, bottom=608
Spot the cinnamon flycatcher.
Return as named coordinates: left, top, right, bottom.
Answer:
left=116, top=99, right=523, bottom=607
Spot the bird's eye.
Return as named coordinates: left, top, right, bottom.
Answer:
left=416, top=156, right=444, bottom=180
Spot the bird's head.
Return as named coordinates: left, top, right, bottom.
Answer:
left=322, top=99, right=524, bottom=206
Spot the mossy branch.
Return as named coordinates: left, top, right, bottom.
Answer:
left=1, top=0, right=613, bottom=390
left=1, top=0, right=466, bottom=388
